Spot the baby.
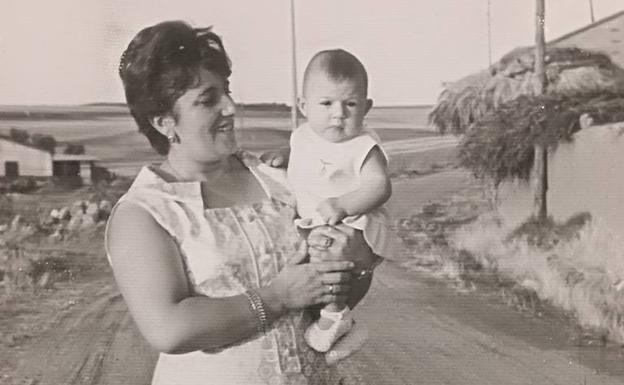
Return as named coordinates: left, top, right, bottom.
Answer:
left=287, top=49, right=394, bottom=360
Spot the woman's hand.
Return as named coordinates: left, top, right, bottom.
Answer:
left=306, top=225, right=378, bottom=270
left=306, top=225, right=380, bottom=309
left=260, top=242, right=354, bottom=318
left=259, top=147, right=290, bottom=168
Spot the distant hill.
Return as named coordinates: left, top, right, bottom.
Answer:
left=83, top=102, right=294, bottom=112
left=0, top=103, right=433, bottom=123
left=82, top=102, right=129, bottom=108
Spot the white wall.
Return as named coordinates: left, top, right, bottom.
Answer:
left=0, top=139, right=52, bottom=177
left=497, top=122, right=624, bottom=237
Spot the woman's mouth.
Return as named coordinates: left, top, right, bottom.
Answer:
left=215, top=119, right=234, bottom=133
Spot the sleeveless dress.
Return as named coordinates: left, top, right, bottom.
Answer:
left=105, top=151, right=340, bottom=385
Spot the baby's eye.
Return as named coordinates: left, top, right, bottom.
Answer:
left=346, top=101, right=358, bottom=107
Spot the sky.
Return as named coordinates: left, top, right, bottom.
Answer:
left=0, top=0, right=622, bottom=106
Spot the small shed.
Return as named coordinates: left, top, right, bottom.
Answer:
left=52, top=154, right=98, bottom=185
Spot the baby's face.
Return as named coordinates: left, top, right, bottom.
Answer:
left=301, top=73, right=372, bottom=143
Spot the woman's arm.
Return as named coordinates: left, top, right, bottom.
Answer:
left=107, top=202, right=353, bottom=354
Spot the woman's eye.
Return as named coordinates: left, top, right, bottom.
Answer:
left=197, top=98, right=215, bottom=106
left=320, top=101, right=331, bottom=106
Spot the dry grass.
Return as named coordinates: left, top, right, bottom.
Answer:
left=430, top=47, right=624, bottom=134
left=452, top=211, right=624, bottom=344
left=398, top=182, right=624, bottom=346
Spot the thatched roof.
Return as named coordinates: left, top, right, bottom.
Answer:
left=430, top=47, right=624, bottom=134
left=457, top=93, right=624, bottom=185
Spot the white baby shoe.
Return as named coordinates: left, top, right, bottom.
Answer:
left=305, top=308, right=354, bottom=352
left=325, top=320, right=369, bottom=365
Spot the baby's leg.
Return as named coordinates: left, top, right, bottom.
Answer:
left=304, top=230, right=354, bottom=352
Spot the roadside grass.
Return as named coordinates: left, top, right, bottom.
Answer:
left=398, top=181, right=624, bottom=347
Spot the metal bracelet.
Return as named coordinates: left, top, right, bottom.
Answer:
left=244, top=289, right=268, bottom=335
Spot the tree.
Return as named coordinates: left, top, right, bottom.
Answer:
left=9, top=127, right=29, bottom=144
left=63, top=144, right=85, bottom=155
left=30, top=133, right=57, bottom=154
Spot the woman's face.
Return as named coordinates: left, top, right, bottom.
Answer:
left=169, top=68, right=237, bottom=162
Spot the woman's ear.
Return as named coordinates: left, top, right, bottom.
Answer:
left=297, top=97, right=307, bottom=118
left=150, top=115, right=176, bottom=137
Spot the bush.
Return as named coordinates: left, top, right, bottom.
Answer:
left=9, top=128, right=29, bottom=143
left=506, top=212, right=592, bottom=249
left=8, top=177, right=38, bottom=193
left=92, top=165, right=115, bottom=183
left=63, top=143, right=85, bottom=155
left=0, top=194, right=13, bottom=221
left=30, top=133, right=57, bottom=154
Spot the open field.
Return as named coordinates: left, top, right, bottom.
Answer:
left=0, top=104, right=436, bottom=177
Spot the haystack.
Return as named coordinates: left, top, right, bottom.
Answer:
left=430, top=47, right=624, bottom=185
left=430, top=47, right=624, bottom=134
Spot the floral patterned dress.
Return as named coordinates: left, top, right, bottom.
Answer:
left=106, top=151, right=340, bottom=385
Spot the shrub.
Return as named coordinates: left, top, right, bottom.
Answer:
left=8, top=177, right=38, bottom=193
left=9, top=127, right=29, bottom=143
left=30, top=133, right=57, bottom=154
left=63, top=143, right=85, bottom=155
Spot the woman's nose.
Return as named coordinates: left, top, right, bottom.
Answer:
left=221, top=94, right=236, bottom=116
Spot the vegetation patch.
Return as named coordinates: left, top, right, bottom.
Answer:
left=398, top=183, right=624, bottom=346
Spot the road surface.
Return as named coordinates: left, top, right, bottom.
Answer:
left=13, top=150, right=624, bottom=384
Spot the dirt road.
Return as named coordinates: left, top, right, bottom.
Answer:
left=13, top=171, right=624, bottom=384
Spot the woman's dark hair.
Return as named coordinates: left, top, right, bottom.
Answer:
left=119, top=21, right=232, bottom=155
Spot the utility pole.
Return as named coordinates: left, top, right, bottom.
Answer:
left=589, top=0, right=596, bottom=23
left=289, top=0, right=299, bottom=130
left=533, top=0, right=548, bottom=220
left=487, top=0, right=493, bottom=65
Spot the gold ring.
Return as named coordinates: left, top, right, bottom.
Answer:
left=329, top=284, right=335, bottom=294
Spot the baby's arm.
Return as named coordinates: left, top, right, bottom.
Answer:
left=317, top=146, right=391, bottom=225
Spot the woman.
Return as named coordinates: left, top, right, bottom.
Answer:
left=106, top=21, right=380, bottom=384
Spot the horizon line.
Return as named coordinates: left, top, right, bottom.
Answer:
left=0, top=102, right=435, bottom=109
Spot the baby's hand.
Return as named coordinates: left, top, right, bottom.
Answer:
left=259, top=148, right=290, bottom=168
left=316, top=198, right=348, bottom=226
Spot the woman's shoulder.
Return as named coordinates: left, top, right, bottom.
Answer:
left=237, top=150, right=295, bottom=207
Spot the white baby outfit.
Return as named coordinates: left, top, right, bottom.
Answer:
left=287, top=123, right=394, bottom=258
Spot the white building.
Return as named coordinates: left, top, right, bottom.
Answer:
left=0, top=135, right=97, bottom=185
